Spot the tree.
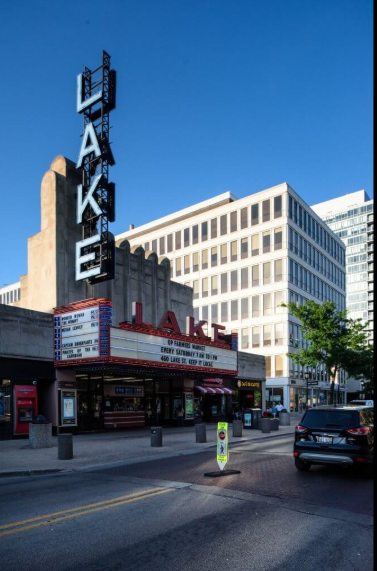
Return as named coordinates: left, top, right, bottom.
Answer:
left=283, top=300, right=374, bottom=402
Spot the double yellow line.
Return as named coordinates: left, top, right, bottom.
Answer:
left=0, top=487, right=174, bottom=538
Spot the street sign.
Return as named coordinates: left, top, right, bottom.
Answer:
left=217, top=422, right=229, bottom=471
left=307, top=381, right=319, bottom=386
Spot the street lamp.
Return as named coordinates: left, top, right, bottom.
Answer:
left=304, top=371, right=310, bottom=408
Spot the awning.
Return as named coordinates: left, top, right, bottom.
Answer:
left=196, top=386, right=233, bottom=395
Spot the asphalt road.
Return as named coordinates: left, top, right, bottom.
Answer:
left=0, top=434, right=373, bottom=571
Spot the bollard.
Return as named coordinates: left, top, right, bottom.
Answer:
left=58, top=434, right=73, bottom=460
left=195, top=423, right=207, bottom=443
left=233, top=419, right=243, bottom=437
left=151, top=427, right=163, bottom=447
left=279, top=412, right=291, bottom=426
left=270, top=418, right=279, bottom=431
left=260, top=418, right=271, bottom=434
left=29, top=423, right=52, bottom=449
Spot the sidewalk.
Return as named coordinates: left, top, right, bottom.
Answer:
left=0, top=421, right=297, bottom=478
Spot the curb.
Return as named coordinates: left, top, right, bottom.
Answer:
left=0, top=468, right=64, bottom=479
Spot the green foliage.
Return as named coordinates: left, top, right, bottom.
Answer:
left=282, top=300, right=374, bottom=384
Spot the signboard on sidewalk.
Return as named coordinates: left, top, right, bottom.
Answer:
left=217, top=422, right=229, bottom=470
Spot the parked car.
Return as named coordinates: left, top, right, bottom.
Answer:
left=294, top=405, right=374, bottom=477
left=348, top=399, right=374, bottom=407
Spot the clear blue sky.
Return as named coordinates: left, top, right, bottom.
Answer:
left=0, top=0, right=373, bottom=286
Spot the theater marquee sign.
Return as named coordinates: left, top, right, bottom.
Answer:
left=75, top=51, right=117, bottom=283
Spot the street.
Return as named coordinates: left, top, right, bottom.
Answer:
left=0, top=433, right=373, bottom=571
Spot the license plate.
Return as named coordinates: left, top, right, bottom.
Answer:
left=317, top=436, right=332, bottom=443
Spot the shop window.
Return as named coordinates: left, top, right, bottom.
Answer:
left=184, top=228, right=190, bottom=248
left=252, top=326, right=260, bottom=348
left=231, top=241, right=238, bottom=262
left=241, top=207, right=248, bottom=229
left=274, top=227, right=283, bottom=250
left=251, top=204, right=259, bottom=226
left=251, top=234, right=259, bottom=256
left=241, top=297, right=249, bottom=319
left=201, top=221, right=208, bottom=242
left=221, top=273, right=228, bottom=294
left=221, top=244, right=227, bottom=265
left=231, top=270, right=238, bottom=292
left=221, top=302, right=228, bottom=322
left=241, top=267, right=249, bottom=289
left=262, top=200, right=270, bottom=222
left=220, top=215, right=227, bottom=236
left=159, top=236, right=165, bottom=255
left=263, top=293, right=272, bottom=316
left=211, top=218, right=218, bottom=239
left=193, top=252, right=199, bottom=272
left=252, top=265, right=259, bottom=287
left=230, top=211, right=237, bottom=232
left=184, top=255, right=190, bottom=275
left=211, top=246, right=218, bottom=267
left=202, top=249, right=208, bottom=269
left=211, top=275, right=218, bottom=296
left=175, top=231, right=182, bottom=250
left=274, top=195, right=282, bottom=219
left=175, top=258, right=182, bottom=277
left=231, top=300, right=238, bottom=321
left=167, top=234, right=173, bottom=253
left=241, top=237, right=248, bottom=259
left=241, top=328, right=249, bottom=349
left=202, top=277, right=209, bottom=298
left=263, top=325, right=272, bottom=346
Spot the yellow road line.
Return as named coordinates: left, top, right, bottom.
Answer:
left=0, top=487, right=164, bottom=531
left=0, top=488, right=174, bottom=539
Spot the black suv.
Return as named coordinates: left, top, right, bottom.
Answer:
left=294, top=405, right=374, bottom=476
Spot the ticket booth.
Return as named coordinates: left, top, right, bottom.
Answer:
left=13, top=385, right=38, bottom=435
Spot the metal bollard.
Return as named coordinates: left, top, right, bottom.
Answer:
left=151, top=427, right=163, bottom=447
left=233, top=419, right=243, bottom=437
left=195, top=423, right=207, bottom=443
left=260, top=418, right=271, bottom=434
left=279, top=412, right=291, bottom=426
left=58, top=434, right=73, bottom=460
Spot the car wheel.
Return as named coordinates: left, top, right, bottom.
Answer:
left=295, top=457, right=311, bottom=472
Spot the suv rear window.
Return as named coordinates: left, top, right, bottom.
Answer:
left=302, top=409, right=360, bottom=429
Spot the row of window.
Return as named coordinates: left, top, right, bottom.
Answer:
left=240, top=323, right=286, bottom=349
left=143, top=196, right=284, bottom=256
left=288, top=260, right=346, bottom=310
left=0, top=288, right=21, bottom=305
left=289, top=195, right=345, bottom=266
left=190, top=260, right=286, bottom=299
left=289, top=227, right=345, bottom=289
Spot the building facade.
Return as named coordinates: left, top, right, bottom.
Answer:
left=116, top=184, right=347, bottom=411
left=0, top=283, right=21, bottom=306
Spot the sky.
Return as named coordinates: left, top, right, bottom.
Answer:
left=0, top=0, right=373, bottom=286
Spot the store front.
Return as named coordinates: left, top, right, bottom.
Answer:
left=236, top=380, right=263, bottom=412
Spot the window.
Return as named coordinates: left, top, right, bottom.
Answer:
left=202, top=249, right=208, bottom=269
left=193, top=280, right=199, bottom=300
left=152, top=239, right=157, bottom=253
left=221, top=302, right=228, bottom=322
left=184, top=228, right=190, bottom=248
left=241, top=237, right=248, bottom=259
left=274, top=196, right=282, bottom=219
left=230, top=211, right=237, bottom=232
left=289, top=196, right=293, bottom=219
left=275, top=323, right=284, bottom=346
left=221, top=273, right=228, bottom=293
left=262, top=200, right=270, bottom=222
left=251, top=234, right=259, bottom=256
left=241, top=267, right=248, bottom=289
left=175, top=231, right=181, bottom=250
left=159, top=237, right=165, bottom=255
left=167, top=234, right=173, bottom=253
left=221, top=244, right=227, bottom=264
left=263, top=262, right=271, bottom=285
left=263, top=231, right=271, bottom=253
left=211, top=247, right=218, bottom=267
left=202, top=221, right=208, bottom=242
left=231, top=270, right=238, bottom=291
left=211, top=275, right=218, bottom=295
left=252, top=327, right=260, bottom=348
left=241, top=207, right=248, bottom=229
left=175, top=258, right=182, bottom=276
left=275, top=355, right=284, bottom=377
left=192, top=225, right=199, bottom=245
left=241, top=298, right=249, bottom=319
left=211, top=304, right=218, bottom=322
left=211, top=218, right=218, bottom=239
left=263, top=293, right=272, bottom=316
left=202, top=277, right=209, bottom=298
left=231, top=241, right=238, bottom=262
left=252, top=265, right=260, bottom=287
left=251, top=204, right=259, bottom=226
left=184, top=255, right=190, bottom=274
left=202, top=306, right=209, bottom=322
left=275, top=259, right=283, bottom=282
left=144, top=242, right=150, bottom=252
left=274, top=227, right=283, bottom=250
left=252, top=295, right=260, bottom=317
left=220, top=215, right=227, bottom=236
left=241, top=328, right=249, bottom=349
left=275, top=290, right=284, bottom=312
left=231, top=300, right=238, bottom=321
left=193, top=252, right=199, bottom=272
left=263, top=325, right=272, bottom=346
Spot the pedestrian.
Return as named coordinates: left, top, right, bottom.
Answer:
left=271, top=401, right=277, bottom=417
left=276, top=402, right=284, bottom=417
left=177, top=404, right=184, bottom=427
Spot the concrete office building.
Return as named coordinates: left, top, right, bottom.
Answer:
left=312, top=190, right=374, bottom=399
left=0, top=283, right=21, bottom=306
left=116, top=185, right=347, bottom=411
